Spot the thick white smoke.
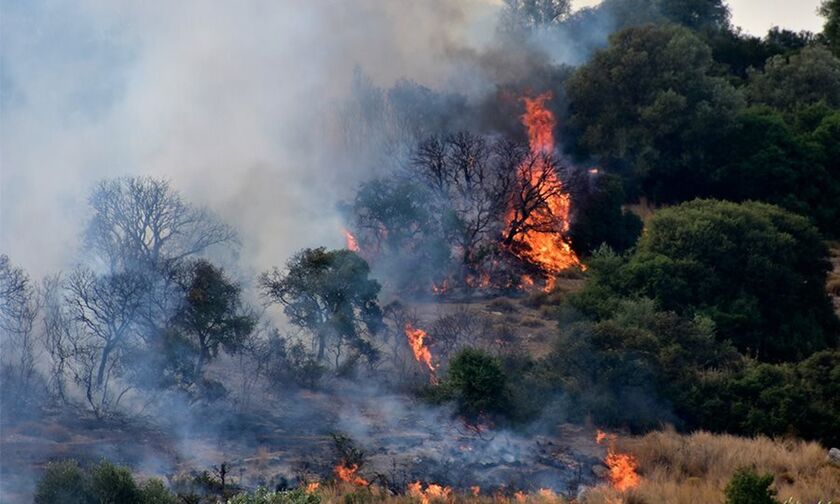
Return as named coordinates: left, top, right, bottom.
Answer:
left=0, top=0, right=500, bottom=279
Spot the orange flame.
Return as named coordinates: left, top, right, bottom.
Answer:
left=305, top=482, right=320, bottom=493
left=407, top=481, right=453, bottom=504
left=606, top=451, right=640, bottom=491
left=595, top=429, right=640, bottom=492
left=505, top=92, right=581, bottom=278
left=404, top=323, right=438, bottom=383
left=334, top=463, right=369, bottom=486
left=343, top=229, right=360, bottom=252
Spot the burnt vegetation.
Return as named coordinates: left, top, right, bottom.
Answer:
left=3, top=0, right=840, bottom=502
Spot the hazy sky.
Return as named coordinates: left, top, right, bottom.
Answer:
left=574, top=0, right=825, bottom=35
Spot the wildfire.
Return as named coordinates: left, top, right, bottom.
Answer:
left=595, top=429, right=640, bottom=492
left=334, top=463, right=369, bottom=486
left=305, top=482, right=320, bottom=493
left=505, top=92, right=582, bottom=280
left=407, top=481, right=453, bottom=504
left=343, top=228, right=360, bottom=252
left=404, top=323, right=438, bottom=383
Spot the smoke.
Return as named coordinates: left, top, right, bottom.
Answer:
left=0, top=0, right=501, bottom=279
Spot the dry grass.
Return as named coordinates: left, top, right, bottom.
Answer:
left=584, top=429, right=840, bottom=504
left=310, top=429, right=838, bottom=504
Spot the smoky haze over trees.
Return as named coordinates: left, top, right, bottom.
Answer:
left=2, top=0, right=840, bottom=502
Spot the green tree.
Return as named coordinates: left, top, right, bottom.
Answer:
left=711, top=107, right=840, bottom=237
left=747, top=46, right=840, bottom=112
left=821, top=0, right=840, bottom=56
left=659, top=0, right=729, bottom=30
left=568, top=173, right=643, bottom=256
left=34, top=461, right=94, bottom=504
left=724, top=469, right=778, bottom=504
left=566, top=24, right=742, bottom=202
left=445, top=348, right=510, bottom=420
left=619, top=200, right=838, bottom=361
left=90, top=461, right=143, bottom=504
left=169, top=260, right=256, bottom=386
left=260, top=248, right=383, bottom=367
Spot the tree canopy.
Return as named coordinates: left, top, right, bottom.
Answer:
left=566, top=24, right=742, bottom=202
left=259, top=248, right=383, bottom=367
left=586, top=200, right=838, bottom=362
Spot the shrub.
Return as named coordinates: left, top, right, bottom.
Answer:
left=445, top=348, right=510, bottom=420
left=579, top=200, right=838, bottom=362
left=139, top=479, right=178, bottom=504
left=725, top=469, right=778, bottom=504
left=34, top=461, right=94, bottom=504
left=90, top=461, right=143, bottom=504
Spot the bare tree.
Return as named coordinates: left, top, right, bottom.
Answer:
left=501, top=151, right=570, bottom=246
left=61, top=268, right=147, bottom=416
left=0, top=255, right=43, bottom=405
left=410, top=133, right=515, bottom=276
left=85, top=176, right=238, bottom=273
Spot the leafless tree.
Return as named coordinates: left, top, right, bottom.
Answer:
left=0, top=255, right=43, bottom=404
left=410, top=133, right=516, bottom=274
left=85, top=176, right=238, bottom=273
left=59, top=268, right=147, bottom=416
left=501, top=151, right=570, bottom=246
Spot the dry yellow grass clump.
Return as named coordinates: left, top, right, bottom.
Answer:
left=584, top=429, right=839, bottom=504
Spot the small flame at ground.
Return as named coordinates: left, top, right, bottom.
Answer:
left=407, top=481, right=453, bottom=504
left=343, top=228, right=360, bottom=252
left=304, top=482, right=320, bottom=493
left=595, top=429, right=640, bottom=492
left=334, top=463, right=369, bottom=486
left=404, top=323, right=438, bottom=383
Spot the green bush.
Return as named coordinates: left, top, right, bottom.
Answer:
left=90, top=461, right=143, bottom=504
left=139, top=479, right=179, bottom=504
left=34, top=461, right=94, bottom=504
left=445, top=348, right=510, bottom=420
left=227, top=487, right=320, bottom=504
left=34, top=460, right=178, bottom=504
left=577, top=199, right=838, bottom=362
left=725, top=469, right=778, bottom=504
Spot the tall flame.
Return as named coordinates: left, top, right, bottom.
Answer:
left=343, top=229, right=360, bottom=252
left=505, top=93, right=581, bottom=277
left=404, top=323, right=438, bottom=383
left=595, top=429, right=641, bottom=492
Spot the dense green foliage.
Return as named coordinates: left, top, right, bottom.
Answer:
left=35, top=461, right=170, bottom=504
left=563, top=10, right=840, bottom=238
left=260, top=248, right=383, bottom=366
left=444, top=348, right=511, bottom=420
left=568, top=173, right=643, bottom=255
left=556, top=201, right=840, bottom=444
left=566, top=24, right=742, bottom=201
left=725, top=469, right=778, bottom=504
left=576, top=200, right=837, bottom=362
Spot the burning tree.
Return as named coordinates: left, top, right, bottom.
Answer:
left=259, top=248, right=383, bottom=369
left=345, top=92, right=583, bottom=294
